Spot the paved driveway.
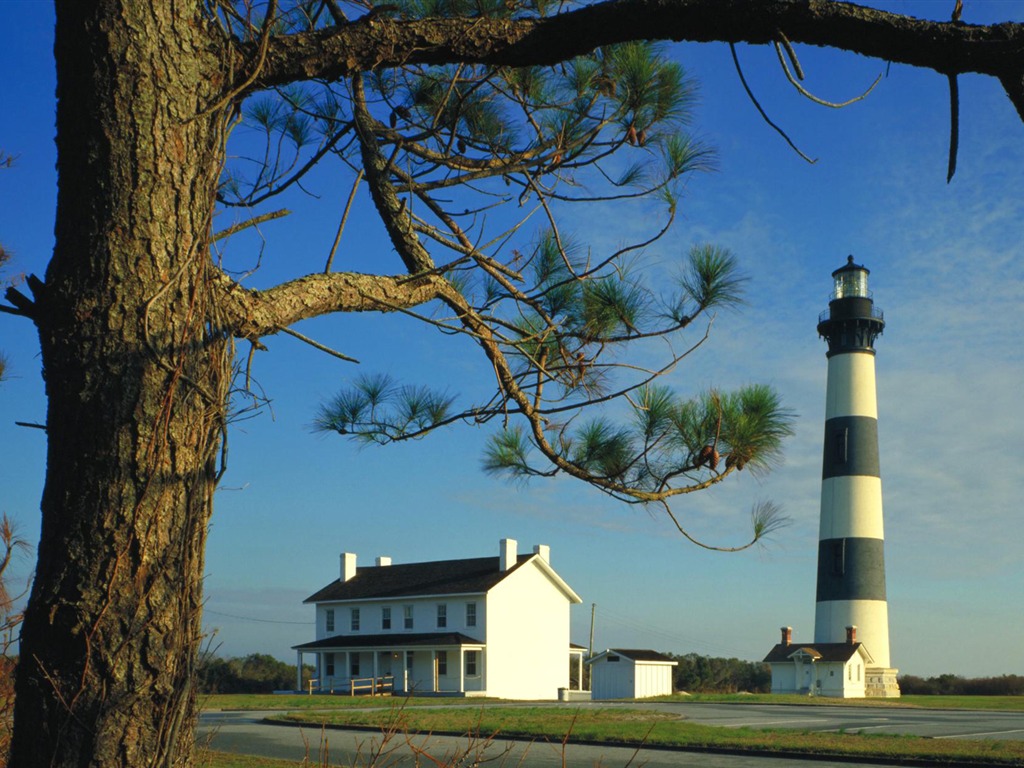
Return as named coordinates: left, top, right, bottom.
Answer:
left=583, top=701, right=1024, bottom=740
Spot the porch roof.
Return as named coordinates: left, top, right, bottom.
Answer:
left=293, top=631, right=484, bottom=651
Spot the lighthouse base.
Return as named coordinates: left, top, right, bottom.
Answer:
left=865, top=667, right=901, bottom=698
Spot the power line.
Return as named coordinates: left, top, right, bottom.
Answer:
left=204, top=609, right=313, bottom=626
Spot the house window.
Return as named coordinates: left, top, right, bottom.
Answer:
left=325, top=608, right=335, bottom=633
left=848, top=665, right=852, bottom=681
left=350, top=654, right=360, bottom=676
left=351, top=608, right=361, bottom=631
left=325, top=653, right=335, bottom=677
left=857, top=665, right=861, bottom=682
left=465, top=603, right=477, bottom=627
left=406, top=651, right=414, bottom=671
left=465, top=650, right=478, bottom=676
left=382, top=606, right=391, bottom=630
left=437, top=604, right=447, bottom=628
left=436, top=651, right=448, bottom=676
left=404, top=605, right=414, bottom=629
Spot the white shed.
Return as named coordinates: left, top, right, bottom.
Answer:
left=587, top=649, right=677, bottom=700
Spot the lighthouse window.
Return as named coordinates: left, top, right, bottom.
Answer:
left=832, top=540, right=846, bottom=576
left=834, top=428, right=848, bottom=464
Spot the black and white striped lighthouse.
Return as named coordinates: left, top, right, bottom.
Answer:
left=814, top=256, right=898, bottom=695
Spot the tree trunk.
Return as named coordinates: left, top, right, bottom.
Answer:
left=11, top=5, right=230, bottom=766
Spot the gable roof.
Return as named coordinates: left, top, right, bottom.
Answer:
left=304, top=554, right=533, bottom=603
left=763, top=642, right=871, bottom=664
left=588, top=649, right=677, bottom=665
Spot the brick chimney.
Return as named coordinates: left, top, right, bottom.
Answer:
left=781, top=626, right=792, bottom=646
left=375, top=556, right=392, bottom=567
left=340, top=552, right=357, bottom=581
left=846, top=625, right=857, bottom=644
left=500, top=538, right=517, bottom=571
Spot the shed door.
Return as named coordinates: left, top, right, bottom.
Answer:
left=593, top=659, right=632, bottom=700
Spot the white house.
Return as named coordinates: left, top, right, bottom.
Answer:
left=293, top=538, right=585, bottom=700
left=763, top=626, right=873, bottom=698
left=587, top=649, right=677, bottom=700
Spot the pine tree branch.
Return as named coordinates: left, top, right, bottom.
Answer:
left=248, top=0, right=1024, bottom=96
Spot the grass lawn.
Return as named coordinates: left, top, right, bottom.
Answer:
left=202, top=693, right=501, bottom=710
left=653, top=692, right=1024, bottom=711
left=204, top=691, right=1024, bottom=711
left=263, top=702, right=1024, bottom=765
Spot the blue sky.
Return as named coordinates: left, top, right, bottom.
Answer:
left=1, top=2, right=1022, bottom=679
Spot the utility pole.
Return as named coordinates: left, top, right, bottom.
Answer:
left=588, top=603, right=596, bottom=657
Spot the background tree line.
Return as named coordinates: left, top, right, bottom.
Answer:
left=196, top=653, right=314, bottom=694
left=668, top=653, right=770, bottom=693
left=898, top=674, right=1024, bottom=696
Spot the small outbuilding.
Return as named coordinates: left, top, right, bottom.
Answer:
left=763, top=626, right=875, bottom=698
left=587, top=649, right=677, bottom=700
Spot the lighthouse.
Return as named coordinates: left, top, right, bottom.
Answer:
left=813, top=256, right=899, bottom=697
left=764, top=257, right=899, bottom=698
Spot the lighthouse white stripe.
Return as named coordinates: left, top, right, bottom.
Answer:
left=814, top=599, right=891, bottom=668
left=825, top=353, right=878, bottom=419
left=819, top=476, right=885, bottom=539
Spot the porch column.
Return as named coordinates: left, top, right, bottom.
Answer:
left=296, top=651, right=303, bottom=692
left=431, top=650, right=438, bottom=692
left=458, top=648, right=465, bottom=694
left=577, top=652, right=583, bottom=691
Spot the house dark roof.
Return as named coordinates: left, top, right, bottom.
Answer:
left=588, top=649, right=677, bottom=664
left=293, top=631, right=484, bottom=651
left=763, top=642, right=863, bottom=664
left=304, top=554, right=533, bottom=603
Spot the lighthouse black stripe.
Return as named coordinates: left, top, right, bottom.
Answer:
left=822, top=416, right=879, bottom=479
left=816, top=537, right=887, bottom=601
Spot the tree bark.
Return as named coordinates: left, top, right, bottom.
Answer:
left=11, top=5, right=230, bottom=767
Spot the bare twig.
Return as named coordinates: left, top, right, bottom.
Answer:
left=947, top=73, right=959, bottom=183
left=774, top=38, right=882, bottom=108
left=730, top=43, right=816, bottom=164
left=213, top=208, right=290, bottom=242
left=280, top=326, right=360, bottom=363
left=325, top=169, right=364, bottom=272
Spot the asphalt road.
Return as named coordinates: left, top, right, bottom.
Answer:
left=198, top=702, right=1024, bottom=767
left=581, top=701, right=1024, bottom=741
